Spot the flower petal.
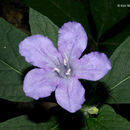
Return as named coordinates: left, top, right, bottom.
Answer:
left=58, top=22, right=87, bottom=61
left=23, top=68, right=59, bottom=100
left=73, top=52, right=111, bottom=81
left=55, top=78, right=85, bottom=113
left=19, top=34, right=60, bottom=69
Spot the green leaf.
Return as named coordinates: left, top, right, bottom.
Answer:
left=25, top=0, right=130, bottom=57
left=89, top=0, right=130, bottom=41
left=25, top=0, right=88, bottom=26
left=0, top=18, right=32, bottom=101
left=29, top=8, right=59, bottom=47
left=87, top=105, right=130, bottom=130
left=0, top=115, right=59, bottom=130
left=25, top=0, right=93, bottom=40
left=98, top=23, right=130, bottom=57
left=101, top=36, right=130, bottom=103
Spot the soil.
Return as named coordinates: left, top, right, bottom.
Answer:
left=0, top=0, right=30, bottom=34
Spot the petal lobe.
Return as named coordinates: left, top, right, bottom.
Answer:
left=19, top=34, right=59, bottom=69
left=23, top=68, right=59, bottom=100
left=58, top=22, right=87, bottom=61
left=55, top=78, right=85, bottom=113
left=73, top=52, right=111, bottom=81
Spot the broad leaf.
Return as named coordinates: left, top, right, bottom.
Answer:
left=101, top=36, right=130, bottom=103
left=0, top=18, right=32, bottom=101
left=29, top=8, right=59, bottom=47
left=89, top=0, right=130, bottom=40
left=87, top=105, right=130, bottom=130
left=0, top=115, right=59, bottom=130
left=98, top=23, right=130, bottom=57
left=25, top=0, right=93, bottom=40
left=25, top=0, right=130, bottom=57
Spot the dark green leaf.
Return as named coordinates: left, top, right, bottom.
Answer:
left=25, top=0, right=93, bottom=40
left=87, top=105, right=130, bottom=130
left=89, top=0, right=130, bottom=41
left=25, top=0, right=130, bottom=57
left=0, top=115, right=59, bottom=130
left=0, top=18, right=32, bottom=101
left=98, top=23, right=130, bottom=57
left=29, top=8, right=59, bottom=47
left=101, top=36, right=130, bottom=103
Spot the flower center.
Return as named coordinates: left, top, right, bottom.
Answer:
left=54, top=57, right=72, bottom=78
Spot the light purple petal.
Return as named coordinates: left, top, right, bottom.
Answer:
left=23, top=68, right=59, bottom=100
left=58, top=22, right=87, bottom=61
left=73, top=52, right=111, bottom=81
left=19, top=34, right=60, bottom=69
left=55, top=78, right=85, bottom=113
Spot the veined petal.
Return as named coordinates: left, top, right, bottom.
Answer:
left=55, top=78, right=85, bottom=113
left=58, top=22, right=87, bottom=61
left=23, top=68, right=59, bottom=100
left=19, top=34, right=60, bottom=69
left=73, top=52, right=111, bottom=81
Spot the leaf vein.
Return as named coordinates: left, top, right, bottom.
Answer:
left=0, top=58, right=23, bottom=76
left=110, top=75, right=130, bottom=90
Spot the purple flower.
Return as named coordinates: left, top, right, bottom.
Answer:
left=19, top=22, right=111, bottom=113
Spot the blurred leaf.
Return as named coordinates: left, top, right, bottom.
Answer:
left=101, top=36, right=130, bottom=103
left=98, top=21, right=130, bottom=57
left=29, top=8, right=59, bottom=47
left=25, top=0, right=93, bottom=40
left=87, top=105, right=130, bottom=130
left=0, top=18, right=32, bottom=101
left=89, top=0, right=130, bottom=41
left=25, top=0, right=130, bottom=57
left=0, top=115, right=59, bottom=130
